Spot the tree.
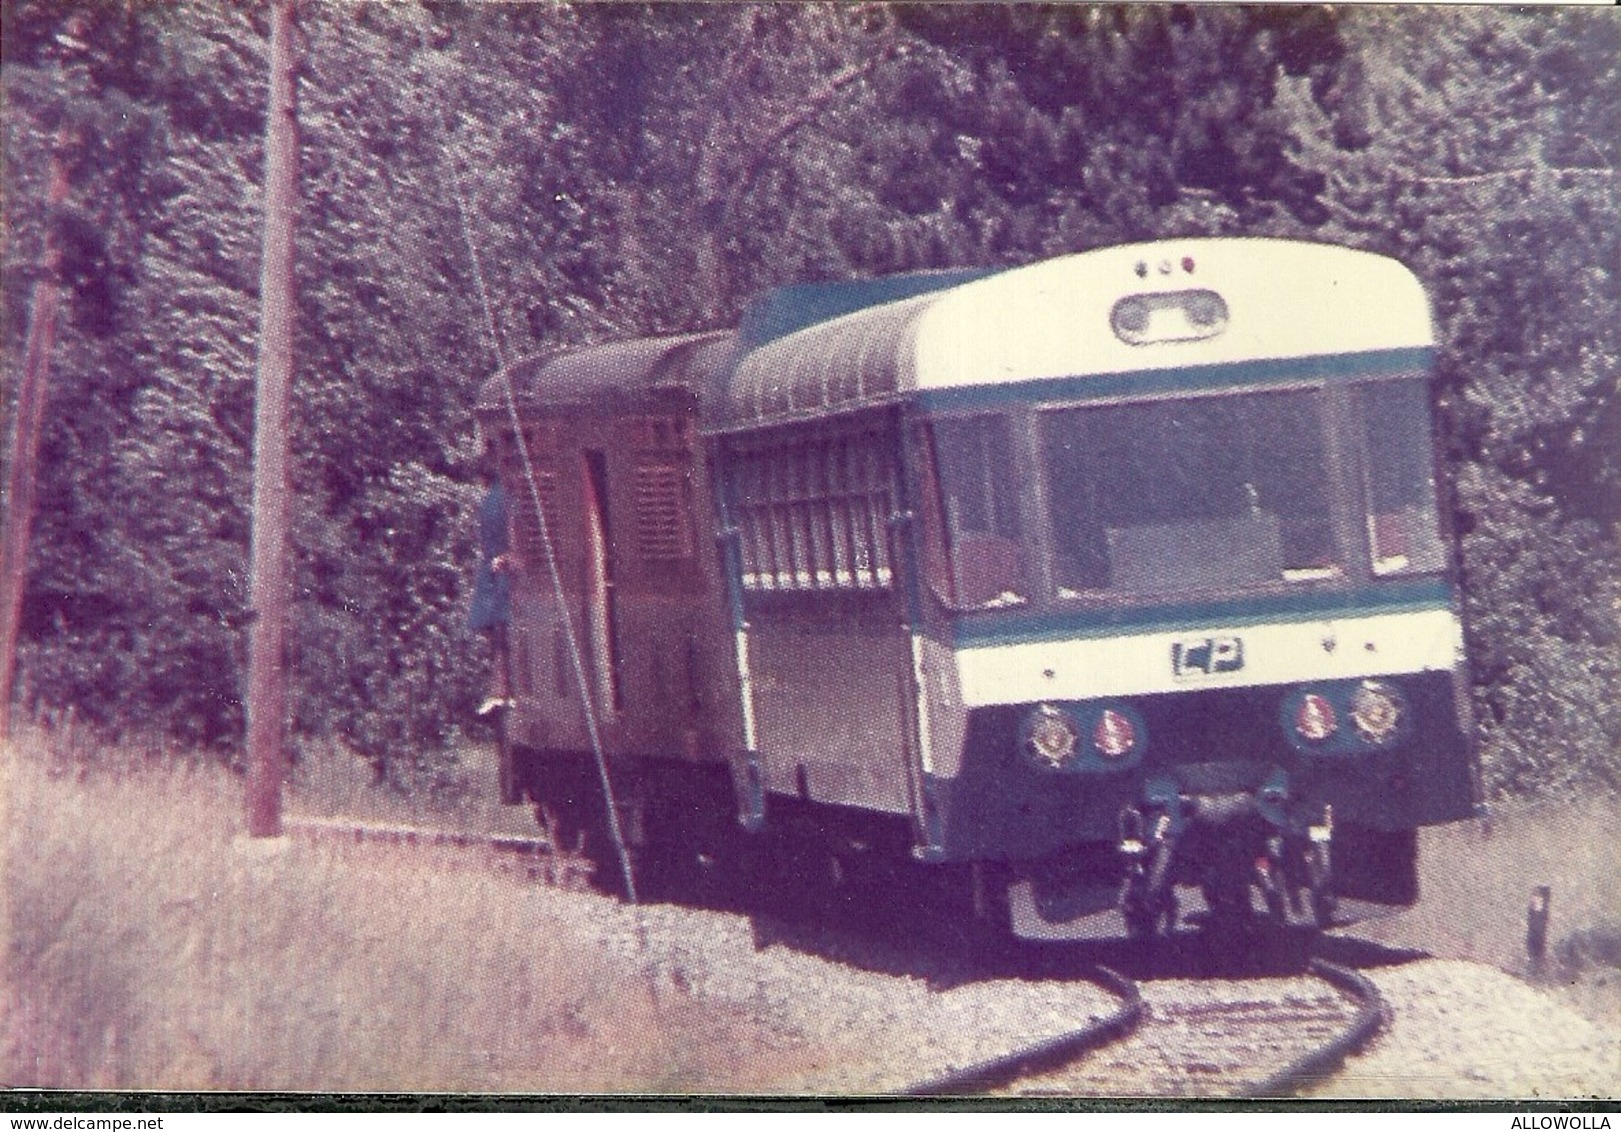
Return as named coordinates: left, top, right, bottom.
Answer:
left=5, top=2, right=1611, bottom=803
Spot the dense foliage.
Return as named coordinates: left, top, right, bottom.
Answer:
left=3, top=2, right=1616, bottom=797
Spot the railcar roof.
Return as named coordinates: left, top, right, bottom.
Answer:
left=712, top=237, right=1433, bottom=432
left=474, top=239, right=1433, bottom=434
left=474, top=330, right=735, bottom=415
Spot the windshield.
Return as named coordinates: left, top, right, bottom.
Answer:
left=924, top=381, right=1445, bottom=611
left=1041, top=389, right=1342, bottom=598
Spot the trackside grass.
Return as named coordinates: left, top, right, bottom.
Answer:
left=0, top=739, right=779, bottom=1092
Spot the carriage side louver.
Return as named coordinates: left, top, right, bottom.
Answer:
left=634, top=461, right=694, bottom=561
left=512, top=462, right=561, bottom=552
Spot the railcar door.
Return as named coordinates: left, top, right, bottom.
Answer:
left=581, top=448, right=624, bottom=717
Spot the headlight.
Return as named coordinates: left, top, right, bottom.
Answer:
left=1026, top=704, right=1079, bottom=769
left=1110, top=289, right=1230, bottom=345
left=1284, top=680, right=1412, bottom=753
left=1351, top=681, right=1403, bottom=744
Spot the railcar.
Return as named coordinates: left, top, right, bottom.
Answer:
left=473, top=237, right=1479, bottom=940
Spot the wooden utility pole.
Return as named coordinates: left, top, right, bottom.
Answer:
left=244, top=0, right=300, bottom=836
left=0, top=124, right=77, bottom=741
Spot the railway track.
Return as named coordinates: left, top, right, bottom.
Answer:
left=905, top=955, right=1387, bottom=1098
left=285, top=814, right=1388, bottom=1098
left=282, top=813, right=594, bottom=884
left=287, top=813, right=550, bottom=855
left=1248, top=960, right=1387, bottom=1097
left=902, top=965, right=1145, bottom=1096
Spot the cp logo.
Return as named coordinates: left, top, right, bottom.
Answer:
left=1171, top=636, right=1245, bottom=678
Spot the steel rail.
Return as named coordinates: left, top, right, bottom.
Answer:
left=285, top=814, right=548, bottom=857
left=1245, top=957, right=1387, bottom=1098
left=900, top=966, right=1144, bottom=1097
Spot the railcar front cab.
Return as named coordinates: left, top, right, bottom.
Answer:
left=900, top=242, right=1477, bottom=939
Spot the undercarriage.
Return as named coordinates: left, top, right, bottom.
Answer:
left=1005, top=771, right=1421, bottom=943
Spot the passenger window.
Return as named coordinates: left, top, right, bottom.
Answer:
left=1360, top=381, right=1447, bottom=577
left=728, top=429, right=895, bottom=592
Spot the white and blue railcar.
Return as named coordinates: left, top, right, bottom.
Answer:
left=478, top=237, right=1479, bottom=939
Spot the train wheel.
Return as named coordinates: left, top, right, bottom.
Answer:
left=522, top=751, right=627, bottom=895
left=530, top=801, right=594, bottom=890
left=915, top=861, right=1012, bottom=955
left=777, top=834, right=848, bottom=919
left=644, top=774, right=746, bottom=909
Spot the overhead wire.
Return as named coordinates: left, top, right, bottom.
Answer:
left=413, top=26, right=640, bottom=905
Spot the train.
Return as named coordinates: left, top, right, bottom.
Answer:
left=472, top=237, right=1480, bottom=941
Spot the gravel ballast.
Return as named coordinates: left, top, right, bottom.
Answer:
left=528, top=886, right=1619, bottom=1097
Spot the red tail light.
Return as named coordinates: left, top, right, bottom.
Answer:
left=1093, top=709, right=1137, bottom=758
left=1295, top=694, right=1338, bottom=742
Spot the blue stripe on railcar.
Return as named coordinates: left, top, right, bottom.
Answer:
left=948, top=576, right=1454, bottom=650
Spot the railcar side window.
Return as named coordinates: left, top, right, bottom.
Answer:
left=728, top=429, right=895, bottom=592
left=1041, top=390, right=1341, bottom=598
left=1359, top=380, right=1447, bottom=577
left=926, top=416, right=1029, bottom=609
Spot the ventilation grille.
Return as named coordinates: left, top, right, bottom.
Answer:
left=634, top=462, right=693, bottom=561
left=512, top=464, right=561, bottom=549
